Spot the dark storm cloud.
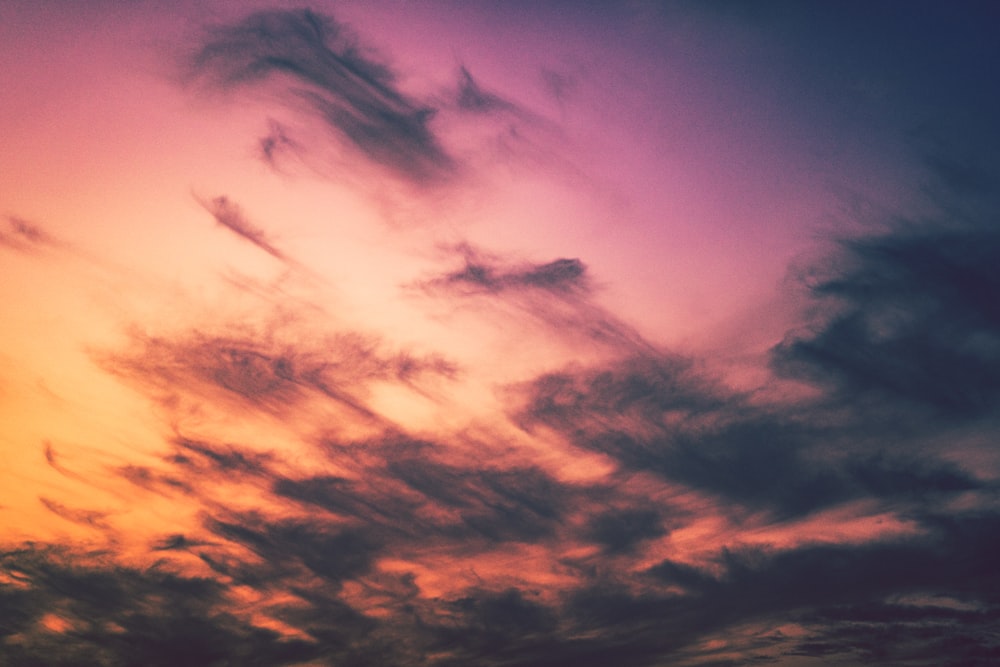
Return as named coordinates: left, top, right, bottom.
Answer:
left=188, top=8, right=454, bottom=184
left=199, top=195, right=288, bottom=261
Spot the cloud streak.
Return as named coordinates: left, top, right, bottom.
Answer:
left=199, top=195, right=288, bottom=261
left=188, top=8, right=455, bottom=185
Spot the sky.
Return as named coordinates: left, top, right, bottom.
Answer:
left=1, top=1, right=999, bottom=665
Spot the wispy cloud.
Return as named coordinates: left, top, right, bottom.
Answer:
left=422, top=244, right=589, bottom=296
left=455, top=66, right=518, bottom=115
left=188, top=9, right=455, bottom=185
left=415, top=244, right=653, bottom=355
left=199, top=195, right=288, bottom=261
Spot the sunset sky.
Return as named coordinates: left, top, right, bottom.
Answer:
left=2, top=2, right=999, bottom=665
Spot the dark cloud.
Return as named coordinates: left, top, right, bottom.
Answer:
left=208, top=514, right=380, bottom=584
left=8, top=350, right=1000, bottom=667
left=172, top=436, right=274, bottom=476
left=514, top=347, right=984, bottom=520
left=276, top=435, right=574, bottom=546
left=584, top=508, right=666, bottom=554
left=188, top=8, right=454, bottom=184
left=0, top=544, right=321, bottom=667
left=648, top=511, right=1000, bottom=662
left=773, top=224, right=1000, bottom=417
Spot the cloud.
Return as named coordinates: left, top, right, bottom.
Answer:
left=422, top=246, right=589, bottom=296
left=0, top=544, right=321, bottom=667
left=584, top=508, right=666, bottom=554
left=644, top=511, right=1000, bottom=663
left=199, top=195, right=288, bottom=261
left=0, top=216, right=58, bottom=253
left=8, top=311, right=1000, bottom=667
left=275, top=435, right=576, bottom=547
left=773, top=223, right=1000, bottom=417
left=95, top=323, right=455, bottom=425
left=38, top=498, right=110, bottom=530
left=258, top=118, right=301, bottom=168
left=512, top=341, right=984, bottom=519
left=9, top=189, right=999, bottom=667
left=188, top=8, right=455, bottom=184
left=415, top=244, right=653, bottom=354
left=455, top=66, right=517, bottom=115
left=207, top=514, right=381, bottom=584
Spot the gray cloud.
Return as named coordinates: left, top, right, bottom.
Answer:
left=773, top=224, right=1000, bottom=417
left=95, top=325, right=455, bottom=424
left=455, top=66, right=518, bottom=115
left=423, top=245, right=589, bottom=297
